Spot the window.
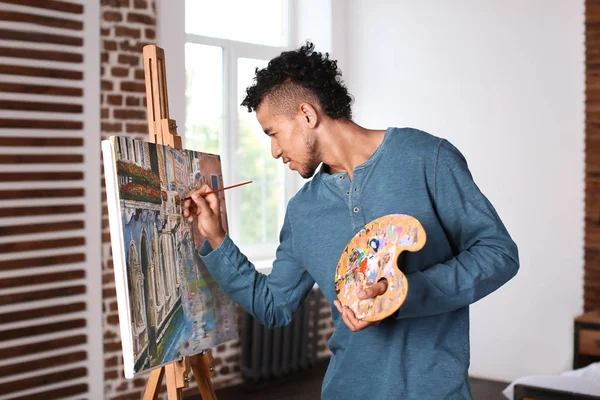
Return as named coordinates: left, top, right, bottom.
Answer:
left=161, top=0, right=298, bottom=260
left=211, top=174, right=219, bottom=191
left=185, top=0, right=288, bottom=47
left=184, top=43, right=222, bottom=156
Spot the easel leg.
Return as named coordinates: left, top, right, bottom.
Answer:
left=189, top=352, right=217, bottom=400
left=143, top=367, right=165, bottom=400
left=143, top=355, right=215, bottom=400
left=165, top=363, right=182, bottom=400
left=143, top=360, right=190, bottom=400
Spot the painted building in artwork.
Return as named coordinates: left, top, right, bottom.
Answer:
left=157, top=146, right=234, bottom=347
left=115, top=136, right=183, bottom=370
left=198, top=153, right=230, bottom=234
left=115, top=136, right=236, bottom=374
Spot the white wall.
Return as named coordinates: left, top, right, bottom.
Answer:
left=84, top=1, right=103, bottom=395
left=337, top=0, right=585, bottom=381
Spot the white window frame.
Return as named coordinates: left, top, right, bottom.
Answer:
left=157, top=0, right=302, bottom=263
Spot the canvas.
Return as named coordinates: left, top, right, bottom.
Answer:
left=101, top=135, right=238, bottom=378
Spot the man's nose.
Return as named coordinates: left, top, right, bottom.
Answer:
left=271, top=140, right=282, bottom=159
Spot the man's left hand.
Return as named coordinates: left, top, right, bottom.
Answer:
left=333, top=279, right=388, bottom=332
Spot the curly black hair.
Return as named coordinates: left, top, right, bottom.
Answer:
left=240, top=41, right=353, bottom=120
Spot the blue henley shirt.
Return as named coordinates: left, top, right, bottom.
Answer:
left=199, top=127, right=519, bottom=399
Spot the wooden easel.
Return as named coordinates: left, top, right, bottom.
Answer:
left=141, top=44, right=218, bottom=400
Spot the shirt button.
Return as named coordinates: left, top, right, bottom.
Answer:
left=346, top=191, right=350, bottom=196
left=353, top=207, right=359, bottom=213
left=338, top=175, right=344, bottom=180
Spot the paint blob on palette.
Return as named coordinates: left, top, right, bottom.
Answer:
left=334, top=214, right=426, bottom=322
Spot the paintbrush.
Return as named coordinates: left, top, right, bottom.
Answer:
left=181, top=180, right=253, bottom=202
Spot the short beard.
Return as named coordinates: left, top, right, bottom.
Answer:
left=299, top=132, right=321, bottom=179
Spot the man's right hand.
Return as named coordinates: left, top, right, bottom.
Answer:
left=183, top=184, right=226, bottom=249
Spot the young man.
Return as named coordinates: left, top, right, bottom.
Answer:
left=183, top=42, right=519, bottom=399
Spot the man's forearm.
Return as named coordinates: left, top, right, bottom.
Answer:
left=396, top=241, right=519, bottom=319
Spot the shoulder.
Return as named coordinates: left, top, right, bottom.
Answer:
left=385, top=127, right=444, bottom=154
left=378, top=127, right=447, bottom=169
left=282, top=173, right=329, bottom=224
left=385, top=127, right=470, bottom=162
left=288, top=177, right=319, bottom=208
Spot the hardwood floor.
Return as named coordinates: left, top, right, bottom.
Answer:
left=187, top=361, right=510, bottom=400
left=470, top=377, right=510, bottom=400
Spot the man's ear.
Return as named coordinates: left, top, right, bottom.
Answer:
left=299, top=102, right=318, bottom=128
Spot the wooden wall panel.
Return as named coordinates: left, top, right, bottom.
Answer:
left=0, top=0, right=100, bottom=398
left=587, top=1, right=600, bottom=312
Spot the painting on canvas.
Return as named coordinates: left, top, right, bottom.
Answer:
left=102, top=135, right=238, bottom=377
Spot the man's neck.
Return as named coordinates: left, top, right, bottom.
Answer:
left=320, top=120, right=387, bottom=180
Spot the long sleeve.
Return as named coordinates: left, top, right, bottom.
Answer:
left=396, top=139, right=519, bottom=319
left=198, top=208, right=315, bottom=328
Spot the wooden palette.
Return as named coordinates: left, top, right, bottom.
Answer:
left=334, top=214, right=426, bottom=322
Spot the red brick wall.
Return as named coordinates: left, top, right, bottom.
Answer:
left=101, top=0, right=161, bottom=397
left=100, top=1, right=335, bottom=398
